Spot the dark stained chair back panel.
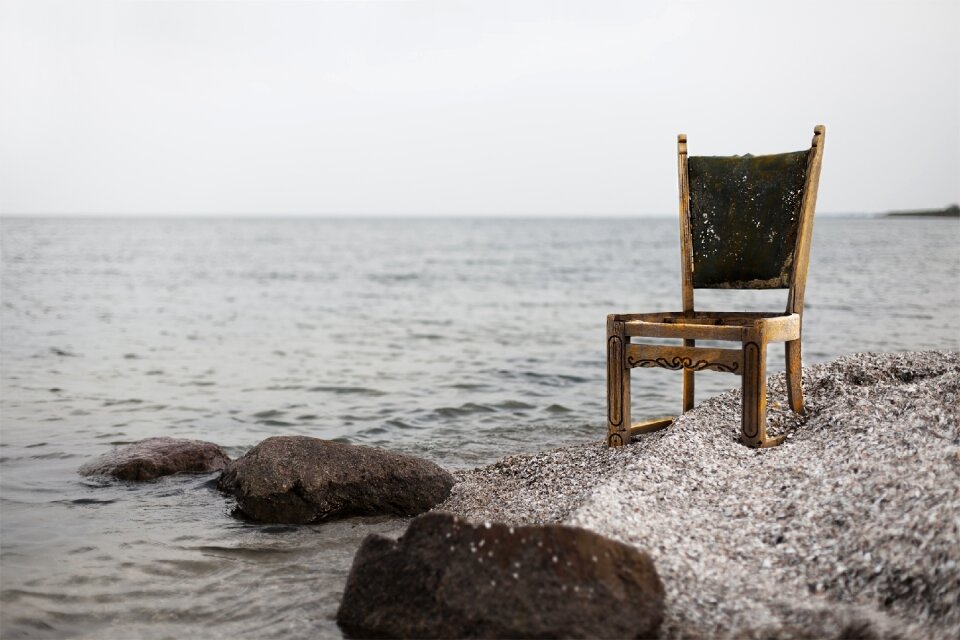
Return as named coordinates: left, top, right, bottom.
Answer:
left=687, top=150, right=810, bottom=289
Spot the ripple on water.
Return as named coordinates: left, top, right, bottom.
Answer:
left=494, top=400, right=537, bottom=410
left=338, top=413, right=380, bottom=422
left=102, top=399, right=144, bottom=407
left=432, top=402, right=497, bottom=418
left=384, top=419, right=420, bottom=430
left=545, top=404, right=574, bottom=413
left=68, top=498, right=116, bottom=505
left=307, top=385, right=387, bottom=396
left=446, top=382, right=493, bottom=390
left=251, top=409, right=284, bottom=419
left=67, top=546, right=98, bottom=555
left=28, top=451, right=78, bottom=461
left=356, top=426, right=388, bottom=436
left=140, top=557, right=226, bottom=578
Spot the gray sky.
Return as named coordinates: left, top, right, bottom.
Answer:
left=1, top=0, right=957, bottom=216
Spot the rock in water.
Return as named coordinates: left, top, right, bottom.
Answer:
left=336, top=511, right=664, bottom=639
left=79, top=437, right=230, bottom=481
left=217, top=436, right=455, bottom=523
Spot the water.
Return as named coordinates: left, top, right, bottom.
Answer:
left=1, top=216, right=957, bottom=638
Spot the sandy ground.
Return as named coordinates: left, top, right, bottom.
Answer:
left=438, top=351, right=960, bottom=639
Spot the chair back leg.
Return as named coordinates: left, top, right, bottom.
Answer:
left=682, top=338, right=695, bottom=411
left=606, top=318, right=630, bottom=447
left=785, top=339, right=805, bottom=413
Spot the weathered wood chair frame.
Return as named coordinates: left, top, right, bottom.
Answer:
left=607, top=125, right=826, bottom=448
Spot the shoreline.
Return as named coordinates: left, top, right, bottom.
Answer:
left=884, top=204, right=959, bottom=218
left=437, top=350, right=960, bottom=639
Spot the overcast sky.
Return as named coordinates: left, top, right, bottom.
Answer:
left=1, top=0, right=957, bottom=216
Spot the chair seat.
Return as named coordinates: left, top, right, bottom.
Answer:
left=613, top=311, right=801, bottom=343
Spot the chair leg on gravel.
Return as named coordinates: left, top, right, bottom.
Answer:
left=741, top=330, right=784, bottom=448
left=785, top=339, right=804, bottom=413
left=606, top=317, right=630, bottom=447
left=682, top=338, right=695, bottom=412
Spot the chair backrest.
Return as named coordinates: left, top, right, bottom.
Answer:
left=677, top=126, right=825, bottom=315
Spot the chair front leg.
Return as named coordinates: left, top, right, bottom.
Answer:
left=741, top=328, right=784, bottom=448
left=606, top=317, right=630, bottom=447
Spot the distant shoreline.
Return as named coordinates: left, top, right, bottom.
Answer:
left=885, top=204, right=959, bottom=218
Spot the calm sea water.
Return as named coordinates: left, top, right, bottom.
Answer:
left=1, top=216, right=958, bottom=638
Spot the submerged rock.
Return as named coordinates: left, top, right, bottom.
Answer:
left=79, top=437, right=230, bottom=481
left=336, top=511, right=664, bottom=639
left=217, top=436, right=454, bottom=524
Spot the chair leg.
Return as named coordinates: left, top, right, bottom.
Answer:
left=606, top=318, right=630, bottom=447
left=785, top=339, right=804, bottom=413
left=741, top=333, right=784, bottom=448
left=682, top=339, right=695, bottom=412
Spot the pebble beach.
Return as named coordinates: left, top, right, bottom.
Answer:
left=440, top=351, right=960, bottom=639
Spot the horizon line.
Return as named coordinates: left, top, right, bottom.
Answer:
left=0, top=210, right=895, bottom=220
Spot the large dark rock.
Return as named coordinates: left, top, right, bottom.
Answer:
left=79, top=437, right=230, bottom=481
left=217, top=436, right=455, bottom=524
left=336, top=511, right=665, bottom=639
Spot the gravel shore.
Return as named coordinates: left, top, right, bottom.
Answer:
left=438, top=351, right=960, bottom=639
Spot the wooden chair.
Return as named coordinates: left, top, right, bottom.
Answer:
left=606, top=125, right=826, bottom=448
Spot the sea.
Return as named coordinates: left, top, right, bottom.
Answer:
left=1, top=216, right=958, bottom=639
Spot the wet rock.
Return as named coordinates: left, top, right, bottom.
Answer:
left=336, top=511, right=664, bottom=639
left=79, top=437, right=230, bottom=481
left=217, top=436, right=455, bottom=524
